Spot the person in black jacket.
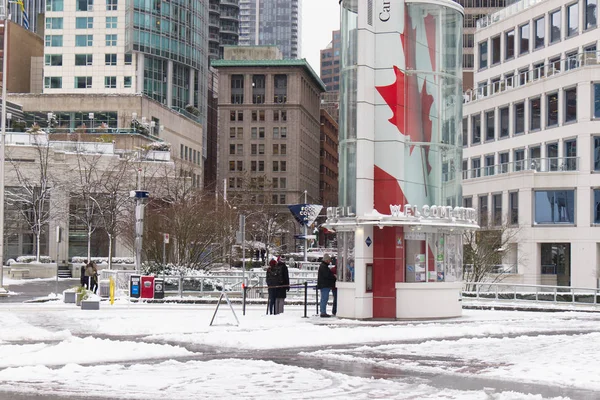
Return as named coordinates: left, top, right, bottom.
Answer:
left=317, top=254, right=336, bottom=317
left=266, top=259, right=280, bottom=315
left=275, top=257, right=290, bottom=314
left=80, top=260, right=88, bottom=288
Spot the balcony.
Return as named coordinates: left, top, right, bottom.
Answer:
left=220, top=0, right=239, bottom=8
left=464, top=157, right=579, bottom=180
left=464, top=51, right=600, bottom=104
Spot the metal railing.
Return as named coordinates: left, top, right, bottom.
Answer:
left=463, top=282, right=600, bottom=305
left=476, top=0, right=547, bottom=29
left=464, top=264, right=518, bottom=274
left=464, top=51, right=600, bottom=103
left=464, top=157, right=579, bottom=180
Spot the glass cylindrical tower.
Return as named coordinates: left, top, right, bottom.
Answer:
left=328, top=0, right=476, bottom=320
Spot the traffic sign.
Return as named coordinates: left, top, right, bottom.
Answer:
left=294, top=234, right=317, bottom=240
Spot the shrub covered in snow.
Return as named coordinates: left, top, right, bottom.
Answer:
left=15, top=256, right=52, bottom=264
left=143, top=141, right=171, bottom=152
left=71, top=257, right=134, bottom=265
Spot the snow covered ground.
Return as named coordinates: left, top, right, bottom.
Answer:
left=0, top=299, right=599, bottom=399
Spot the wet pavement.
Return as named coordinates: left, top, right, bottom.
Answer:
left=0, top=279, right=78, bottom=303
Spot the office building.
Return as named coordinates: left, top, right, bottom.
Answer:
left=462, top=0, right=600, bottom=287
left=238, top=0, right=300, bottom=59
left=0, top=20, right=43, bottom=93
left=320, top=29, right=340, bottom=121
left=208, top=0, right=240, bottom=60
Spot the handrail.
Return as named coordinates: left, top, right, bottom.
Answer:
left=464, top=51, right=600, bottom=103
left=464, top=157, right=579, bottom=180
left=463, top=281, right=600, bottom=306
left=476, top=0, right=547, bottom=29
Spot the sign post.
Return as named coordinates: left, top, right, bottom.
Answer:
left=163, top=233, right=169, bottom=267
left=55, top=226, right=61, bottom=295
left=288, top=201, right=323, bottom=262
left=130, top=188, right=150, bottom=272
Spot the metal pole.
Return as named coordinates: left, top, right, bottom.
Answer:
left=162, top=236, right=166, bottom=267
left=240, top=213, right=246, bottom=282
left=0, top=9, right=9, bottom=297
left=303, top=281, right=308, bottom=318
left=303, top=191, right=307, bottom=262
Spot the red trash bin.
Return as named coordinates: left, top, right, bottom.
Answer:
left=140, top=276, right=155, bottom=299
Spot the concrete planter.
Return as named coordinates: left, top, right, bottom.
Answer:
left=80, top=300, right=100, bottom=310
left=63, top=291, right=77, bottom=304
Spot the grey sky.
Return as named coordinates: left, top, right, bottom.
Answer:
left=301, top=0, right=341, bottom=75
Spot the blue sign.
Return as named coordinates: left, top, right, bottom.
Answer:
left=288, top=204, right=323, bottom=226
left=365, top=236, right=372, bottom=247
left=134, top=190, right=150, bottom=199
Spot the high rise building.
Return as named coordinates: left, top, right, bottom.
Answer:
left=43, top=0, right=209, bottom=126
left=320, top=29, right=341, bottom=121
left=238, top=0, right=300, bottom=59
left=208, top=0, right=240, bottom=60
left=462, top=0, right=600, bottom=287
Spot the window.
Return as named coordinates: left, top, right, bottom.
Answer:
left=106, top=0, right=117, bottom=10
left=280, top=195, right=286, bottom=205
left=45, top=54, right=62, bottom=66
left=46, top=0, right=63, bottom=11
left=259, top=110, right=265, bottom=122
left=567, top=2, right=579, bottom=36
left=252, top=74, right=266, bottom=104
left=530, top=146, right=541, bottom=171
left=564, top=139, right=577, bottom=170
left=586, top=0, right=598, bottom=29
left=231, top=75, right=244, bottom=103
left=258, top=144, right=265, bottom=155
left=479, top=195, right=489, bottom=226
left=75, top=17, right=93, bottom=29
left=44, top=77, right=62, bottom=89
left=485, top=110, right=494, bottom=141
left=106, top=16, right=117, bottom=29
left=533, top=62, right=545, bottom=80
left=509, top=191, right=519, bottom=224
left=534, top=190, right=575, bottom=224
left=534, top=17, right=545, bottom=49
left=485, top=155, right=495, bottom=176
left=499, top=107, right=509, bottom=137
left=491, top=36, right=501, bottom=65
left=505, top=29, right=515, bottom=60
left=462, top=159, right=468, bottom=179
left=514, top=149, right=525, bottom=171
left=471, top=157, right=481, bottom=178
left=259, top=127, right=265, bottom=138
left=564, top=87, right=577, bottom=123
left=519, top=23, right=529, bottom=54
left=251, top=111, right=257, bottom=122
left=229, top=161, right=235, bottom=171
left=281, top=144, right=286, bottom=155
left=514, top=102, right=525, bottom=135
left=462, top=117, right=468, bottom=146
left=258, top=161, right=264, bottom=172
left=550, top=10, right=561, bottom=42
left=273, top=111, right=280, bottom=122
left=124, top=76, right=132, bottom=88
left=237, top=161, right=243, bottom=171
left=251, top=144, right=257, bottom=155
left=75, top=35, right=93, bottom=47
left=499, top=152, right=509, bottom=173
left=229, top=144, right=236, bottom=155
left=518, top=67, right=529, bottom=86
left=479, top=41, right=488, bottom=69
left=280, top=178, right=286, bottom=189
left=273, top=127, right=279, bottom=139
left=46, top=17, right=63, bottom=29
left=251, top=127, right=257, bottom=139
left=124, top=54, right=132, bottom=65
left=105, top=54, right=117, bottom=66
left=273, top=144, right=279, bottom=155
left=471, top=114, right=481, bottom=144
left=546, top=92, right=559, bottom=126
left=281, top=111, right=287, bottom=121
left=237, top=144, right=243, bottom=155
left=566, top=51, right=578, bottom=70
left=75, top=54, right=93, bottom=66
left=594, top=189, right=600, bottom=223
left=104, top=76, right=116, bottom=88
left=74, top=76, right=92, bottom=88
left=493, top=194, right=502, bottom=226
left=76, top=0, right=93, bottom=11
left=272, top=161, right=279, bottom=172
left=281, top=161, right=287, bottom=172
left=237, top=111, right=243, bottom=121
left=546, top=142, right=559, bottom=171
left=105, top=34, right=117, bottom=46
left=274, top=74, right=287, bottom=103
left=45, top=35, right=63, bottom=47
left=530, top=97, right=541, bottom=131
left=281, top=127, right=287, bottom=138
left=229, top=128, right=236, bottom=139
left=463, top=197, right=473, bottom=208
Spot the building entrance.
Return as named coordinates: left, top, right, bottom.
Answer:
left=541, top=243, right=571, bottom=287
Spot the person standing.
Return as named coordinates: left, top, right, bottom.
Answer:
left=275, top=257, right=289, bottom=314
left=317, top=254, right=336, bottom=317
left=84, top=261, right=94, bottom=290
left=90, top=262, right=99, bottom=294
left=266, top=258, right=280, bottom=315
left=80, top=260, right=88, bottom=288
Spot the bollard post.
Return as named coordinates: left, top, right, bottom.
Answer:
left=315, top=286, right=319, bottom=316
left=303, top=281, right=308, bottom=318
left=178, top=276, right=183, bottom=298
left=243, top=285, right=247, bottom=316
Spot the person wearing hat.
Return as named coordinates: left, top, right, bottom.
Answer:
left=317, top=254, right=337, bottom=317
left=266, top=258, right=280, bottom=315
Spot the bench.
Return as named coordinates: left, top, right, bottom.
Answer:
left=10, top=268, right=30, bottom=279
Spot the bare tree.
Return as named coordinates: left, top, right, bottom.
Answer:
left=463, top=221, right=522, bottom=291
left=5, top=134, right=59, bottom=262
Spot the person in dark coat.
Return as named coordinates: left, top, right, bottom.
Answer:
left=317, top=254, right=336, bottom=317
left=80, top=260, right=88, bottom=288
left=275, top=257, right=290, bottom=314
left=266, top=259, right=280, bottom=315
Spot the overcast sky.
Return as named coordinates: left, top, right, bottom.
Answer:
left=301, top=0, right=341, bottom=75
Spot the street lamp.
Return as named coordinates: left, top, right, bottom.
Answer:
left=0, top=3, right=9, bottom=296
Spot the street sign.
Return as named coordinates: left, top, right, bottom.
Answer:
left=365, top=236, right=372, bottom=247
left=163, top=233, right=169, bottom=244
left=294, top=234, right=317, bottom=240
left=130, top=190, right=150, bottom=199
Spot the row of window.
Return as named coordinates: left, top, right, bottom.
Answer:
left=464, top=138, right=578, bottom=179
left=46, top=0, right=118, bottom=12
left=45, top=53, right=133, bottom=67
left=467, top=188, right=600, bottom=225
left=229, top=110, right=288, bottom=123
left=464, top=85, right=580, bottom=146
left=180, top=144, right=202, bottom=166
left=46, top=16, right=117, bottom=30
left=45, top=34, right=118, bottom=47
left=44, top=76, right=132, bottom=89
left=228, top=127, right=288, bottom=140
left=228, top=160, right=287, bottom=172
left=228, top=144, right=288, bottom=156
left=230, top=74, right=288, bottom=105
left=478, top=0, right=597, bottom=70
left=228, top=177, right=288, bottom=190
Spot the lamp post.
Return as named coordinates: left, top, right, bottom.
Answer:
left=0, top=4, right=8, bottom=296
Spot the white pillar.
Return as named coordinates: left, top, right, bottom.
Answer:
left=189, top=69, right=195, bottom=105
left=136, top=53, right=145, bottom=94
left=167, top=60, right=173, bottom=108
